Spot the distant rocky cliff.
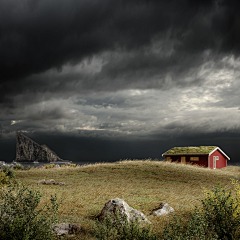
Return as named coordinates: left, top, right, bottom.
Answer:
left=15, top=131, right=63, bottom=162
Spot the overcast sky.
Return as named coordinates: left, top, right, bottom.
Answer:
left=1, top=0, right=240, bottom=163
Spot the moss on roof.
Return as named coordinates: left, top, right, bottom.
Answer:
left=163, top=146, right=217, bottom=155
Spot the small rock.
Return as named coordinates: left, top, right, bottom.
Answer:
left=99, top=198, right=151, bottom=224
left=45, top=179, right=55, bottom=185
left=38, top=179, right=46, bottom=184
left=0, top=204, right=14, bottom=222
left=56, top=182, right=65, bottom=185
left=38, top=179, right=65, bottom=185
left=52, top=223, right=81, bottom=236
left=3, top=164, right=14, bottom=168
left=54, top=164, right=60, bottom=168
left=0, top=161, right=5, bottom=166
left=2, top=212, right=14, bottom=222
left=152, top=202, right=175, bottom=216
left=69, top=223, right=81, bottom=234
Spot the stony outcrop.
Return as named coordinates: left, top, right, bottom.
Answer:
left=151, top=202, right=175, bottom=216
left=15, top=131, right=64, bottom=163
left=51, top=223, right=81, bottom=236
left=98, top=198, right=151, bottom=224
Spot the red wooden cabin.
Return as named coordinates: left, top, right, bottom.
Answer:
left=162, top=146, right=230, bottom=169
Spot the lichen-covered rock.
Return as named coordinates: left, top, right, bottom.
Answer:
left=52, top=223, right=81, bottom=236
left=99, top=198, right=151, bottom=224
left=152, top=202, right=175, bottom=216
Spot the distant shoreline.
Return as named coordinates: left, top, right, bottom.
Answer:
left=0, top=160, right=94, bottom=170
left=12, top=161, right=72, bottom=164
left=0, top=160, right=117, bottom=169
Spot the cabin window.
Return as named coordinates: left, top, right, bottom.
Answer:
left=190, top=157, right=199, bottom=161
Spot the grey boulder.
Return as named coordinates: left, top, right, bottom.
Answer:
left=37, top=179, right=65, bottom=185
left=57, top=182, right=65, bottom=185
left=38, top=179, right=46, bottom=184
left=152, top=202, right=175, bottom=216
left=99, top=198, right=151, bottom=224
left=45, top=179, right=55, bottom=185
left=52, top=223, right=81, bottom=236
left=0, top=161, right=5, bottom=166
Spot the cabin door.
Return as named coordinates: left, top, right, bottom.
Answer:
left=181, top=156, right=186, bottom=164
left=213, top=156, right=219, bottom=169
left=166, top=157, right=171, bottom=162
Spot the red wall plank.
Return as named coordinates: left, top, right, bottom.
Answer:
left=166, top=155, right=208, bottom=167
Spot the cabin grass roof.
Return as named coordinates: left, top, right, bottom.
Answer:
left=163, top=146, right=217, bottom=156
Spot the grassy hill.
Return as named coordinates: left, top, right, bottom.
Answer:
left=13, top=160, right=240, bottom=239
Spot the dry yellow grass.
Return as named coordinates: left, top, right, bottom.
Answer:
left=12, top=160, right=240, bottom=239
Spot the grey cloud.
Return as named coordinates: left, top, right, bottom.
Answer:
left=26, top=107, right=75, bottom=121
left=1, top=0, right=240, bottom=96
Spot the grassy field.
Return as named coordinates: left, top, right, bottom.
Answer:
left=11, top=160, right=240, bottom=239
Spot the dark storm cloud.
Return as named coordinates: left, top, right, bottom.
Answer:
left=1, top=0, right=240, bottom=98
left=1, top=0, right=240, bottom=164
left=0, top=0, right=173, bottom=80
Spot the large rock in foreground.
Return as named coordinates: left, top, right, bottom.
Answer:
left=98, top=198, right=151, bottom=224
